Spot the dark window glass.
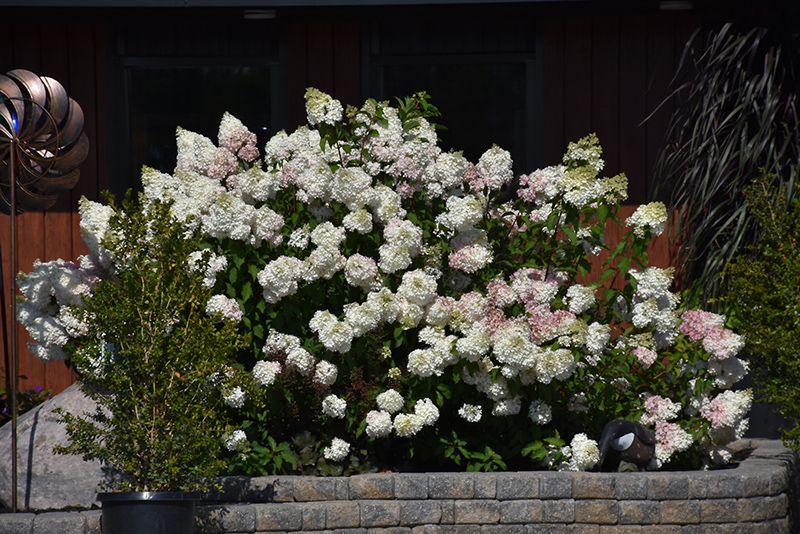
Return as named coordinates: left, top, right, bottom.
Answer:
left=127, top=66, right=272, bottom=180
left=365, top=14, right=540, bottom=177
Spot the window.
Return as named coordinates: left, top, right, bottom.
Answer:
left=364, top=13, right=542, bottom=177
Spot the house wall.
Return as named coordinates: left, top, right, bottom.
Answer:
left=0, top=5, right=698, bottom=396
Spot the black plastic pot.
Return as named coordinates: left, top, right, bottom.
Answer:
left=97, top=491, right=199, bottom=534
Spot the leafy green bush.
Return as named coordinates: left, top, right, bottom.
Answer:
left=726, top=173, right=800, bottom=447
left=48, top=196, right=246, bottom=492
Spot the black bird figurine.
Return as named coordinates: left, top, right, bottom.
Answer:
left=594, top=419, right=656, bottom=472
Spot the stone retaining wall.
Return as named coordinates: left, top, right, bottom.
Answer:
left=1, top=440, right=797, bottom=534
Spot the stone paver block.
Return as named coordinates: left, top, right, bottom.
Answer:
left=293, top=478, right=340, bottom=501
left=350, top=475, right=395, bottom=500
left=614, top=476, right=648, bottom=500
left=500, top=499, right=544, bottom=524
left=574, top=500, right=618, bottom=525
left=539, top=475, right=572, bottom=499
left=699, top=498, right=738, bottom=523
left=571, top=474, right=615, bottom=499
left=646, top=474, right=688, bottom=500
left=326, top=501, right=361, bottom=529
left=81, top=510, right=101, bottom=534
left=0, top=513, right=35, bottom=534
left=526, top=525, right=569, bottom=534
left=440, top=525, right=481, bottom=534
left=618, top=500, right=659, bottom=525
left=599, top=526, right=642, bottom=534
left=564, top=525, right=599, bottom=534
left=395, top=474, right=429, bottom=499
left=32, top=512, right=86, bottom=534
left=481, top=524, right=525, bottom=534
left=400, top=499, right=443, bottom=525
left=658, top=500, right=699, bottom=524
left=302, top=503, right=327, bottom=530
left=496, top=474, right=538, bottom=500
left=366, top=527, right=410, bottom=534
left=763, top=493, right=789, bottom=520
left=473, top=473, right=497, bottom=499
left=736, top=496, right=769, bottom=522
left=454, top=500, right=500, bottom=524
left=732, top=469, right=771, bottom=497
left=542, top=499, right=575, bottom=523
left=412, top=525, right=442, bottom=534
left=255, top=503, right=304, bottom=531
left=361, top=500, right=401, bottom=527
left=703, top=474, right=744, bottom=499
left=639, top=526, right=681, bottom=534
left=440, top=499, right=455, bottom=524
left=429, top=474, right=474, bottom=499
left=197, top=503, right=256, bottom=533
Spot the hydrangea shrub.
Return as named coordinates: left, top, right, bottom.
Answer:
left=18, top=89, right=750, bottom=473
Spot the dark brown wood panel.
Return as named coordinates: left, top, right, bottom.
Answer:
left=618, top=16, right=650, bottom=203
left=562, top=17, right=593, bottom=148
left=591, top=16, right=621, bottom=179
left=541, top=17, right=565, bottom=165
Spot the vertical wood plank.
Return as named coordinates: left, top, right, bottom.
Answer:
left=286, top=22, right=308, bottom=130
left=591, top=16, right=620, bottom=179
left=333, top=21, right=361, bottom=107
left=618, top=16, right=648, bottom=205
left=541, top=17, right=565, bottom=164
left=11, top=24, right=48, bottom=392
left=645, top=14, right=676, bottom=202
left=562, top=17, right=593, bottom=148
left=0, top=11, right=16, bottom=388
left=41, top=23, right=77, bottom=393
left=306, top=22, right=335, bottom=96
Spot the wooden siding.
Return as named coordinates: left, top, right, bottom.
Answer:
left=0, top=8, right=697, bottom=396
left=0, top=22, right=110, bottom=394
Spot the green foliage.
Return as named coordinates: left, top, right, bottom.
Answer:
left=652, top=23, right=800, bottom=308
left=53, top=195, right=247, bottom=492
left=726, top=173, right=800, bottom=448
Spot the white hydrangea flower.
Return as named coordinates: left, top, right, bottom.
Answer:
left=288, top=226, right=311, bottom=248
left=393, top=413, right=424, bottom=437
left=78, top=197, right=114, bottom=257
left=528, top=400, right=553, bottom=425
left=535, top=348, right=576, bottom=384
left=206, top=295, right=242, bottom=322
left=285, top=347, right=316, bottom=375
left=253, top=360, right=282, bottom=387
left=476, top=145, right=513, bottom=191
left=627, top=202, right=667, bottom=238
left=305, top=87, right=344, bottom=126
left=436, top=194, right=485, bottom=233
left=365, top=410, right=393, bottom=438
left=258, top=256, right=304, bottom=304
left=376, top=389, right=405, bottom=414
left=313, top=360, right=338, bottom=385
left=558, top=433, right=599, bottom=471
left=223, top=429, right=248, bottom=452
left=630, top=267, right=674, bottom=300
left=323, top=437, right=350, bottom=461
left=492, top=396, right=522, bottom=417
left=565, top=284, right=596, bottom=314
left=414, top=398, right=440, bottom=426
left=322, top=394, right=347, bottom=419
left=458, top=403, right=483, bottom=423
left=397, top=269, right=438, bottom=307
left=344, top=254, right=381, bottom=291
left=342, top=208, right=374, bottom=234
left=223, top=386, right=246, bottom=409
